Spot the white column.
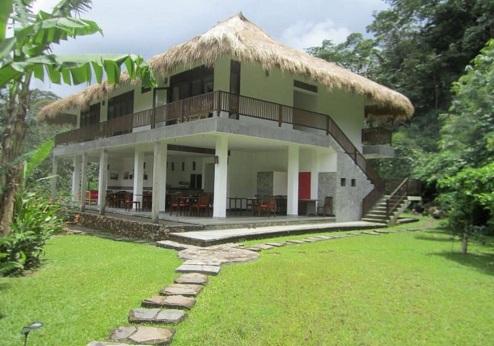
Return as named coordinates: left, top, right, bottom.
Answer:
left=158, top=144, right=168, bottom=212
left=287, top=145, right=299, bottom=216
left=72, top=156, right=81, bottom=203
left=97, top=150, right=108, bottom=214
left=152, top=142, right=164, bottom=222
left=310, top=150, right=319, bottom=201
left=213, top=136, right=228, bottom=218
left=50, top=155, right=58, bottom=200
left=80, top=153, right=88, bottom=211
left=133, top=149, right=144, bottom=210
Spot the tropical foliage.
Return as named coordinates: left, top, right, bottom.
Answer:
left=0, top=0, right=154, bottom=235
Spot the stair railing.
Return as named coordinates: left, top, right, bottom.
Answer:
left=385, top=177, right=409, bottom=219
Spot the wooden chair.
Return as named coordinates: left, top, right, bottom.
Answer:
left=169, top=194, right=181, bottom=216
left=190, top=193, right=211, bottom=216
left=256, top=197, right=277, bottom=217
left=317, top=196, right=334, bottom=216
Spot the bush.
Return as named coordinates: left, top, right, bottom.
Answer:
left=0, top=192, right=63, bottom=276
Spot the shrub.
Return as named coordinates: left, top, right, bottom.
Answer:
left=0, top=192, right=63, bottom=276
left=438, top=162, right=494, bottom=254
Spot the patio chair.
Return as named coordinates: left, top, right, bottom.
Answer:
left=317, top=196, right=334, bottom=216
left=256, top=197, right=277, bottom=217
left=190, top=193, right=211, bottom=216
left=169, top=194, right=181, bottom=216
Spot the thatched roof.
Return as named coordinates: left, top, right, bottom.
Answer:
left=39, top=13, right=414, bottom=120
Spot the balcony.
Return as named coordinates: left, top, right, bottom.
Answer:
left=362, top=127, right=395, bottom=159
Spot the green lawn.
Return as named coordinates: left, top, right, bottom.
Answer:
left=1, top=219, right=493, bottom=346
left=0, top=235, right=180, bottom=346
left=173, top=219, right=494, bottom=346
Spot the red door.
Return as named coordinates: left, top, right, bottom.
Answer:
left=299, top=172, right=311, bottom=200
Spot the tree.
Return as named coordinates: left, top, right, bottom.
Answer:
left=308, top=33, right=381, bottom=78
left=0, top=0, right=154, bottom=235
left=438, top=163, right=494, bottom=254
left=415, top=39, right=494, bottom=184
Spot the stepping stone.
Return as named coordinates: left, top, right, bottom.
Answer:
left=110, top=326, right=174, bottom=345
left=302, top=238, right=318, bottom=243
left=87, top=342, right=135, bottom=346
left=183, top=259, right=222, bottom=266
left=142, top=295, right=195, bottom=309
left=243, top=247, right=262, bottom=252
left=287, top=240, right=305, bottom=244
left=255, top=244, right=274, bottom=250
left=362, top=231, right=380, bottom=235
left=161, top=283, right=203, bottom=296
left=176, top=264, right=221, bottom=275
left=110, top=327, right=137, bottom=341
left=265, top=242, right=285, bottom=247
left=314, top=235, right=331, bottom=240
left=175, top=273, right=208, bottom=285
left=129, top=327, right=174, bottom=345
left=129, top=308, right=185, bottom=324
left=156, top=240, right=190, bottom=251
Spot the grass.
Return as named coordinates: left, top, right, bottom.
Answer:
left=1, top=218, right=493, bottom=345
left=172, top=218, right=494, bottom=345
left=0, top=235, right=179, bottom=346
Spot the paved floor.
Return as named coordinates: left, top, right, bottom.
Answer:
left=170, top=221, right=385, bottom=246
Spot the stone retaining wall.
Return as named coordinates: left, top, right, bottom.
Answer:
left=73, top=212, right=183, bottom=241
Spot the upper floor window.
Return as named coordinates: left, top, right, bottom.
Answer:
left=80, top=103, right=100, bottom=127
left=294, top=80, right=318, bottom=93
left=108, top=91, right=134, bottom=120
left=168, top=66, right=214, bottom=102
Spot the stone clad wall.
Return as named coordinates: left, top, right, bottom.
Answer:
left=74, top=212, right=187, bottom=241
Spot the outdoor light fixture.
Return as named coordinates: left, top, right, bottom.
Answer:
left=21, top=321, right=43, bottom=346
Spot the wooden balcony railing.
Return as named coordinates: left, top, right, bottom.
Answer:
left=362, top=127, right=392, bottom=145
left=54, top=90, right=386, bottom=214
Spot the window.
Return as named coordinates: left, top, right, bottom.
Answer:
left=351, top=179, right=356, bottom=187
left=168, top=66, right=214, bottom=102
left=181, top=162, right=185, bottom=171
left=192, top=161, right=197, bottom=171
left=171, top=162, right=175, bottom=171
left=340, top=178, right=346, bottom=187
left=230, top=60, right=241, bottom=95
left=294, top=80, right=318, bottom=93
left=80, top=103, right=100, bottom=127
left=108, top=91, right=134, bottom=120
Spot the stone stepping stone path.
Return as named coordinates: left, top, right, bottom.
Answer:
left=89, top=228, right=398, bottom=345
left=176, top=263, right=221, bottom=275
left=175, top=273, right=208, bottom=285
left=143, top=295, right=195, bottom=310
left=129, top=308, right=185, bottom=324
left=109, top=326, right=174, bottom=345
left=161, top=283, right=203, bottom=296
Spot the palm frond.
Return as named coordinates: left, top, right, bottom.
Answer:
left=52, top=0, right=92, bottom=16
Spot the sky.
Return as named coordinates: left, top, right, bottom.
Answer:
left=31, top=0, right=388, bottom=97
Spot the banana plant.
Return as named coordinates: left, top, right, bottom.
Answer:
left=0, top=0, right=155, bottom=235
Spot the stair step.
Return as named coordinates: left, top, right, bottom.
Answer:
left=128, top=308, right=186, bottom=324
left=362, top=217, right=388, bottom=224
left=110, top=326, right=174, bottom=345
left=142, top=295, right=196, bottom=309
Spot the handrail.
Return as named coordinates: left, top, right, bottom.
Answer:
left=385, top=177, right=409, bottom=218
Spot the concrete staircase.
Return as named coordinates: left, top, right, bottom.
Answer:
left=362, top=195, right=411, bottom=225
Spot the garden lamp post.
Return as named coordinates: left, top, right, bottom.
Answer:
left=21, top=321, right=43, bottom=346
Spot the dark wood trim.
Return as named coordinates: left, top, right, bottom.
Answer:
left=168, top=144, right=215, bottom=155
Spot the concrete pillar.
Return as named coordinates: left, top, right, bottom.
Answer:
left=310, top=150, right=319, bottom=202
left=287, top=145, right=299, bottom=216
left=158, top=144, right=168, bottom=212
left=152, top=142, right=164, bottom=222
left=213, top=136, right=228, bottom=218
left=133, top=149, right=144, bottom=210
left=50, top=155, right=58, bottom=200
left=72, top=156, right=81, bottom=203
left=97, top=150, right=108, bottom=214
left=80, top=153, right=88, bottom=211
